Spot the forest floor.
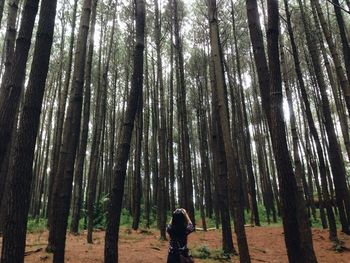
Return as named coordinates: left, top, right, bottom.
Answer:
left=3, top=226, right=350, bottom=262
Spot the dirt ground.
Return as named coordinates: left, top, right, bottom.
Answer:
left=3, top=226, right=350, bottom=262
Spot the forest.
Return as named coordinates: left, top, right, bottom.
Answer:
left=0, top=0, right=350, bottom=262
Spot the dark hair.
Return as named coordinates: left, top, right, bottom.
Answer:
left=170, top=209, right=187, bottom=237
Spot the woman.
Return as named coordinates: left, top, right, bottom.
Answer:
left=166, top=208, right=195, bottom=263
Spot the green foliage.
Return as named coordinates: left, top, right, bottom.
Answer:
left=120, top=208, right=132, bottom=226
left=93, top=194, right=109, bottom=229
left=26, top=203, right=340, bottom=235
left=254, top=204, right=282, bottom=227
left=308, top=209, right=341, bottom=229
left=192, top=245, right=211, bottom=259
left=27, top=218, right=47, bottom=233
left=334, top=243, right=343, bottom=253
left=191, top=245, right=231, bottom=262
left=194, top=210, right=218, bottom=229
left=79, top=193, right=109, bottom=230
left=148, top=205, right=159, bottom=227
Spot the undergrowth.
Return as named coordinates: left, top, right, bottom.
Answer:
left=26, top=199, right=342, bottom=233
left=191, top=245, right=231, bottom=262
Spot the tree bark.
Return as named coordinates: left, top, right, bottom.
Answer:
left=312, top=0, right=350, bottom=116
left=0, top=0, right=58, bottom=260
left=143, top=44, right=151, bottom=228
left=247, top=0, right=317, bottom=261
left=104, top=0, right=145, bottom=261
left=0, top=0, right=5, bottom=28
left=266, top=1, right=317, bottom=261
left=154, top=0, right=167, bottom=240
left=208, top=1, right=250, bottom=261
left=132, top=83, right=143, bottom=230
left=47, top=0, right=78, bottom=225
left=173, top=0, right=195, bottom=225
left=47, top=0, right=93, bottom=261
left=284, top=0, right=337, bottom=240
left=230, top=0, right=260, bottom=226
left=168, top=0, right=176, bottom=212
left=209, top=55, right=236, bottom=255
left=0, top=0, right=20, bottom=94
left=298, top=0, right=350, bottom=234
left=312, top=1, right=350, bottom=167
left=0, top=0, right=39, bottom=183
left=332, top=0, right=350, bottom=85
left=70, top=0, right=96, bottom=235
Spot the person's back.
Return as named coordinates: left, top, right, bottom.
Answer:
left=166, top=208, right=194, bottom=263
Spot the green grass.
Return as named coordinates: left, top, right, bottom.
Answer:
left=27, top=217, right=47, bottom=233
left=191, top=245, right=231, bottom=262
left=26, top=201, right=344, bottom=234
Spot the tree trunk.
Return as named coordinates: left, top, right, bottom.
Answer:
left=104, top=0, right=145, bottom=261
left=332, top=0, right=350, bottom=85
left=0, top=0, right=39, bottom=181
left=209, top=54, right=236, bottom=255
left=208, top=1, right=250, bottom=261
left=0, top=0, right=58, bottom=260
left=312, top=1, right=350, bottom=166
left=151, top=51, right=159, bottom=208
left=47, top=0, right=78, bottom=223
left=47, top=0, right=93, bottom=261
left=168, top=0, right=176, bottom=212
left=173, top=0, right=195, bottom=225
left=284, top=0, right=337, bottom=240
left=247, top=0, right=317, bottom=261
left=154, top=0, right=167, bottom=240
left=196, top=76, right=208, bottom=230
left=70, top=0, right=96, bottom=235
left=0, top=0, right=20, bottom=95
left=87, top=0, right=108, bottom=244
left=298, top=0, right=350, bottom=234
left=266, top=1, right=317, bottom=261
left=143, top=43, right=151, bottom=228
left=0, top=0, right=5, bottom=28
left=312, top=0, right=350, bottom=116
left=132, top=85, right=143, bottom=230
left=230, top=0, right=260, bottom=226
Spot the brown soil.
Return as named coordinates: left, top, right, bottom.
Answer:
left=3, top=227, right=350, bottom=262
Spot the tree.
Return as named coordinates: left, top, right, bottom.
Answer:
left=0, top=0, right=5, bottom=28
left=143, top=40, right=151, bottom=228
left=0, top=0, right=20, bottom=208
left=210, top=54, right=236, bottom=254
left=70, top=0, right=96, bottom=235
left=86, top=0, right=105, bottom=243
left=208, top=0, right=251, bottom=261
left=48, top=0, right=79, bottom=226
left=132, top=1, right=143, bottom=230
left=168, top=0, right=176, bottom=213
left=312, top=0, right=350, bottom=117
left=0, top=0, right=58, bottom=260
left=331, top=0, right=350, bottom=84
left=283, top=0, right=337, bottom=240
left=0, top=0, right=40, bottom=193
left=0, top=0, right=20, bottom=94
left=154, top=0, right=168, bottom=240
left=230, top=0, right=260, bottom=226
left=266, top=0, right=317, bottom=261
left=246, top=0, right=317, bottom=261
left=104, top=0, right=145, bottom=261
left=173, top=0, right=195, bottom=225
left=47, top=0, right=93, bottom=260
left=297, top=0, right=350, bottom=234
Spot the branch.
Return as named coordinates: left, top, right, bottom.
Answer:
left=325, top=0, right=350, bottom=15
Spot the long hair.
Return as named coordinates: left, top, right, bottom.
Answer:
left=170, top=209, right=187, bottom=237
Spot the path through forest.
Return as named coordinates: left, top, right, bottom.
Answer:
left=5, top=227, right=349, bottom=263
